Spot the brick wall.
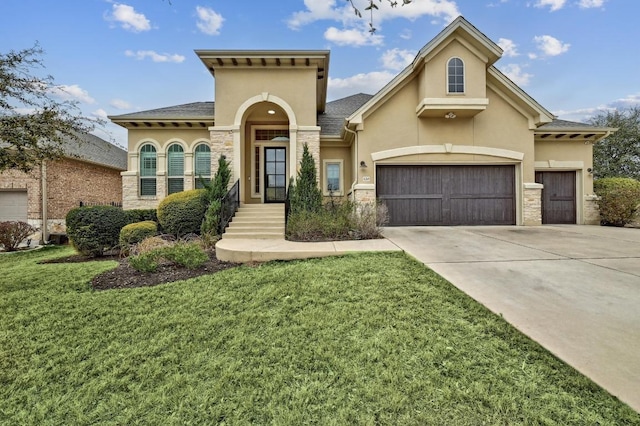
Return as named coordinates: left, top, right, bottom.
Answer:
left=0, top=167, right=42, bottom=219
left=47, top=158, right=122, bottom=219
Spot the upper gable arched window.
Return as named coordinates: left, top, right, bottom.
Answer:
left=447, top=57, right=464, bottom=94
left=167, top=144, right=185, bottom=194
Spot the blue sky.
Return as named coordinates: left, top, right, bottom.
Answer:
left=1, top=0, right=637, bottom=147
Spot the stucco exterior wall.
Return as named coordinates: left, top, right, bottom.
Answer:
left=535, top=139, right=595, bottom=194
left=214, top=68, right=318, bottom=126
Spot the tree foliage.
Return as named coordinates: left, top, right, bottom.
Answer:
left=590, top=106, right=640, bottom=180
left=0, top=44, right=97, bottom=172
left=347, top=0, right=413, bottom=33
left=289, top=143, right=322, bottom=214
left=201, top=155, right=232, bottom=235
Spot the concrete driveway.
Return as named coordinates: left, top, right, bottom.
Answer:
left=383, top=225, right=640, bottom=412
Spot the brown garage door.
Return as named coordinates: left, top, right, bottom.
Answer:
left=0, top=190, right=28, bottom=221
left=535, top=171, right=576, bottom=224
left=377, top=165, right=516, bottom=226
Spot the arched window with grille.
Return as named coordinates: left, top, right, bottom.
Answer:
left=167, top=144, right=185, bottom=194
left=139, top=144, right=157, bottom=196
left=194, top=144, right=211, bottom=189
left=447, top=57, right=464, bottom=94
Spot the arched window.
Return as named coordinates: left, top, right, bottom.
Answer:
left=167, top=144, right=185, bottom=194
left=194, top=144, right=211, bottom=189
left=139, top=144, right=157, bottom=196
left=447, top=57, right=464, bottom=94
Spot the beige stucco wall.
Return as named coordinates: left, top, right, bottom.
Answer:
left=535, top=139, right=594, bottom=194
left=214, top=68, right=318, bottom=126
left=319, top=145, right=352, bottom=199
left=420, top=39, right=487, bottom=99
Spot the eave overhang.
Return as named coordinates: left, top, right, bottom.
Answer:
left=535, top=126, right=616, bottom=143
left=195, top=49, right=330, bottom=112
left=108, top=118, right=214, bottom=130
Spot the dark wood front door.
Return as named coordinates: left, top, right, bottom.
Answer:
left=535, top=171, right=576, bottom=224
left=377, top=165, right=516, bottom=226
left=264, top=147, right=287, bottom=203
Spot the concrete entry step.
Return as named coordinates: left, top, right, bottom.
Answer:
left=222, top=203, right=286, bottom=240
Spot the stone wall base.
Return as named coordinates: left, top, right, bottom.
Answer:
left=584, top=195, right=600, bottom=225
left=523, top=183, right=543, bottom=226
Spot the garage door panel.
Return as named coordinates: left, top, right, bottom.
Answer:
left=535, top=171, right=576, bottom=224
left=378, top=165, right=515, bottom=226
left=0, top=191, right=28, bottom=222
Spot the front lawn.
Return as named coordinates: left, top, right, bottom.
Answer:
left=1, top=247, right=638, bottom=425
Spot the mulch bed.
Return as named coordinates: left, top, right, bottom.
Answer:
left=41, top=250, right=239, bottom=291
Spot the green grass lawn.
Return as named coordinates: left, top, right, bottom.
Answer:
left=1, top=247, right=638, bottom=425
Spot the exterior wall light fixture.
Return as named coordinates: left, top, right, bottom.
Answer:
left=444, top=112, right=457, bottom=119
left=360, top=161, right=368, bottom=168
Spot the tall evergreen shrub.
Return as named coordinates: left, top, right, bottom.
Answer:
left=289, top=143, right=322, bottom=214
left=201, top=155, right=232, bottom=235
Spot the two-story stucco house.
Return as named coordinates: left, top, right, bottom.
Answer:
left=110, top=16, right=613, bottom=227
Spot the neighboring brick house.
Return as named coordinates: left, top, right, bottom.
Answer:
left=0, top=133, right=127, bottom=242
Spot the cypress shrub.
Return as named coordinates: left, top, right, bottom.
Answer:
left=201, top=156, right=231, bottom=235
left=66, top=205, right=128, bottom=256
left=594, top=177, right=640, bottom=226
left=157, top=189, right=208, bottom=237
left=289, top=143, right=322, bottom=214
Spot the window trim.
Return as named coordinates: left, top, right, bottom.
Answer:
left=166, top=143, right=185, bottom=195
left=446, top=56, right=465, bottom=94
left=323, top=159, right=344, bottom=196
left=139, top=143, right=157, bottom=197
left=193, top=143, right=211, bottom=189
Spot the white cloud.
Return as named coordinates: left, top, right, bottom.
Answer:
left=533, top=35, right=570, bottom=56
left=196, top=6, right=224, bottom=35
left=499, top=64, right=533, bottom=86
left=49, top=84, right=95, bottom=104
left=554, top=93, right=640, bottom=122
left=497, top=38, right=519, bottom=57
left=107, top=3, right=151, bottom=32
left=533, top=0, right=567, bottom=11
left=381, top=48, right=415, bottom=71
left=288, top=0, right=460, bottom=30
left=92, top=109, right=109, bottom=120
left=399, top=29, right=412, bottom=40
left=110, top=99, right=131, bottom=110
left=578, top=0, right=605, bottom=8
left=125, top=50, right=185, bottom=63
left=328, top=71, right=395, bottom=100
left=324, top=27, right=383, bottom=47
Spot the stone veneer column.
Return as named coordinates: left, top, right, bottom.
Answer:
left=295, top=127, right=321, bottom=180
left=583, top=195, right=600, bottom=225
left=523, top=183, right=543, bottom=226
left=209, top=127, right=236, bottom=188
left=352, top=184, right=376, bottom=205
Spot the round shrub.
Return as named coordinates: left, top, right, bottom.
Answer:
left=66, top=206, right=128, bottom=256
left=123, top=209, right=158, bottom=225
left=594, top=177, right=640, bottom=226
left=157, top=189, right=208, bottom=237
left=119, top=221, right=158, bottom=253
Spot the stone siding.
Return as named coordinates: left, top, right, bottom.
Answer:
left=523, top=184, right=542, bottom=226
left=584, top=195, right=600, bottom=225
left=296, top=130, right=320, bottom=180
left=210, top=129, right=235, bottom=180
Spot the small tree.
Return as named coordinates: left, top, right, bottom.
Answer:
left=201, top=155, right=231, bottom=235
left=590, top=107, right=640, bottom=180
left=289, top=143, right=322, bottom=214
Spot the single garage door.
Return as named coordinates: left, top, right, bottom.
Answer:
left=377, top=165, right=516, bottom=226
left=0, top=190, right=28, bottom=222
left=535, top=171, right=576, bottom=224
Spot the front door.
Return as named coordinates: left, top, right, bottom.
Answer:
left=264, top=147, right=287, bottom=203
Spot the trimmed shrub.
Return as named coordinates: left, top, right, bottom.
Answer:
left=119, top=221, right=158, bottom=254
left=128, top=241, right=208, bottom=272
left=0, top=221, right=37, bottom=251
left=130, top=235, right=173, bottom=256
left=66, top=206, right=128, bottom=256
left=123, top=209, right=158, bottom=224
left=594, top=177, right=640, bottom=226
left=157, top=189, right=207, bottom=237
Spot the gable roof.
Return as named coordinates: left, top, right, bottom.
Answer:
left=347, top=16, right=553, bottom=128
left=63, top=133, right=128, bottom=170
left=318, top=93, right=373, bottom=136
left=109, top=102, right=215, bottom=121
